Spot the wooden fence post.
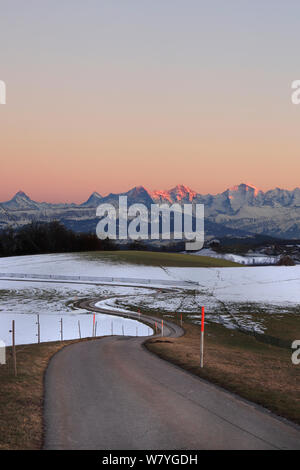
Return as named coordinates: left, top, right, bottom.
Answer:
left=36, top=314, right=40, bottom=344
left=60, top=318, right=63, bottom=341
left=10, top=320, right=17, bottom=377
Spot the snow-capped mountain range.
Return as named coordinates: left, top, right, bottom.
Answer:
left=2, top=183, right=300, bottom=239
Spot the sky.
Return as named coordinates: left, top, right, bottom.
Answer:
left=0, top=0, right=300, bottom=203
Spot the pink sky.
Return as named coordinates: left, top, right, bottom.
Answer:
left=1, top=1, right=300, bottom=203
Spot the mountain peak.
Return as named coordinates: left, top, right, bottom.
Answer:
left=81, top=191, right=102, bottom=207
left=150, top=184, right=197, bottom=203
left=229, top=183, right=260, bottom=197
left=1, top=190, right=38, bottom=211
left=172, top=184, right=193, bottom=191
left=126, top=185, right=150, bottom=196
left=129, top=185, right=147, bottom=192
left=14, top=190, right=31, bottom=199
left=90, top=191, right=102, bottom=199
left=169, top=184, right=197, bottom=201
left=149, top=189, right=172, bottom=203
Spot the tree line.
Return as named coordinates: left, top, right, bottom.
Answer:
left=0, top=221, right=117, bottom=257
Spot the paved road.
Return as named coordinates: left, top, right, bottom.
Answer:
left=44, top=303, right=300, bottom=450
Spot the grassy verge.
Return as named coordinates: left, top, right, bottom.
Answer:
left=0, top=338, right=95, bottom=450
left=145, top=311, right=300, bottom=425
left=79, top=250, right=242, bottom=267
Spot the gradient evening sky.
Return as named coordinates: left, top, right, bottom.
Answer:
left=1, top=0, right=300, bottom=203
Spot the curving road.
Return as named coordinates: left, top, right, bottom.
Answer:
left=44, top=301, right=300, bottom=450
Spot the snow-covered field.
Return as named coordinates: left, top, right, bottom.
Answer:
left=2, top=252, right=300, bottom=304
left=0, top=310, right=151, bottom=346
left=0, top=252, right=300, bottom=342
left=165, top=265, right=300, bottom=305
left=0, top=252, right=172, bottom=280
left=0, top=278, right=153, bottom=345
left=192, top=248, right=280, bottom=265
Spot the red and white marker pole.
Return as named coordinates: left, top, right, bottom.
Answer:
left=200, top=306, right=205, bottom=368
left=93, top=314, right=96, bottom=337
left=161, top=319, right=164, bottom=337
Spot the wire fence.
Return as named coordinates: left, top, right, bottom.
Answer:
left=0, top=272, right=197, bottom=287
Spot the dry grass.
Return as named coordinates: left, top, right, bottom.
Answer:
left=0, top=338, right=95, bottom=450
left=146, top=316, right=300, bottom=425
